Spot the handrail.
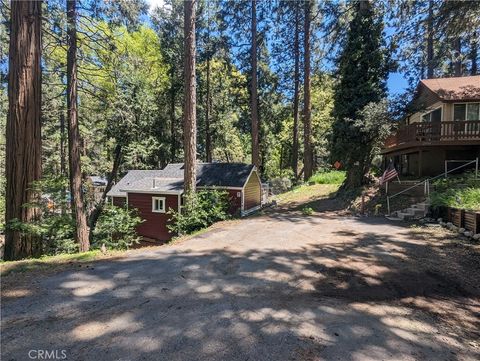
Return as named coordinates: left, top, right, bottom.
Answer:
left=386, top=158, right=479, bottom=215
left=384, top=120, right=480, bottom=150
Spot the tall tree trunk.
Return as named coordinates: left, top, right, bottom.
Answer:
left=303, top=0, right=313, bottom=182
left=170, top=72, right=177, bottom=162
left=471, top=32, right=478, bottom=75
left=60, top=109, right=66, bottom=178
left=292, top=1, right=300, bottom=179
left=60, top=107, right=67, bottom=214
left=5, top=0, right=42, bottom=260
left=454, top=37, right=462, bottom=76
left=250, top=0, right=260, bottom=170
left=183, top=0, right=197, bottom=195
left=205, top=6, right=212, bottom=163
left=426, top=0, right=434, bottom=78
left=205, top=56, right=212, bottom=163
left=89, top=144, right=122, bottom=237
left=67, top=0, right=89, bottom=252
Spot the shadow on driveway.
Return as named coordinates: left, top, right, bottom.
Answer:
left=2, top=199, right=480, bottom=361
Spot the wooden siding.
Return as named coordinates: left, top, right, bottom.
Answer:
left=244, top=170, right=261, bottom=210
left=409, top=100, right=444, bottom=124
left=127, top=192, right=179, bottom=241
left=112, top=196, right=126, bottom=207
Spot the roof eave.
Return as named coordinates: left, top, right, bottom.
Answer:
left=121, top=188, right=183, bottom=195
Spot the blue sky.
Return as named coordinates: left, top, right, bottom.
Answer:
left=388, top=72, right=409, bottom=96
left=149, top=0, right=410, bottom=97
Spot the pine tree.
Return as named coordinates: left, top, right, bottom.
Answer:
left=66, top=0, right=90, bottom=252
left=250, top=0, right=260, bottom=170
left=303, top=0, right=313, bottom=181
left=272, top=0, right=303, bottom=179
left=183, top=0, right=197, bottom=195
left=331, top=0, right=388, bottom=189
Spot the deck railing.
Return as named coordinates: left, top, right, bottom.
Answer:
left=384, top=120, right=480, bottom=149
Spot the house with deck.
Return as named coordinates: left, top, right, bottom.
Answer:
left=107, top=163, right=262, bottom=241
left=382, top=75, right=480, bottom=177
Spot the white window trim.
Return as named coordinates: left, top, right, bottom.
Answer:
left=152, top=196, right=166, bottom=213
left=452, top=102, right=480, bottom=121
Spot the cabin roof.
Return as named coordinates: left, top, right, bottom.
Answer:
left=419, top=75, right=480, bottom=102
left=107, top=163, right=255, bottom=197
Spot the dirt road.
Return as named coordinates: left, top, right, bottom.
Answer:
left=2, top=206, right=479, bottom=360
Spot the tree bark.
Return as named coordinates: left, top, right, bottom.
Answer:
left=183, top=0, right=197, bottom=195
left=250, top=0, right=260, bottom=170
left=426, top=0, right=434, bottom=78
left=170, top=66, right=177, bottom=162
left=454, top=37, right=462, bottom=76
left=60, top=107, right=67, bottom=214
left=5, top=0, right=42, bottom=260
left=303, top=0, right=313, bottom=182
left=205, top=56, right=212, bottom=162
left=471, top=32, right=478, bottom=75
left=88, top=143, right=122, bottom=237
left=60, top=109, right=66, bottom=178
left=67, top=0, right=89, bottom=252
left=292, top=1, right=300, bottom=179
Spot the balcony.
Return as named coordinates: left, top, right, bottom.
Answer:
left=383, top=120, right=480, bottom=153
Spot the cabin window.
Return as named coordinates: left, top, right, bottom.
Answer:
left=454, top=103, right=480, bottom=121
left=421, top=108, right=441, bottom=122
left=152, top=197, right=166, bottom=213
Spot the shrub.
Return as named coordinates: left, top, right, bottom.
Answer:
left=92, top=205, right=143, bottom=250
left=430, top=171, right=480, bottom=211
left=308, top=170, right=346, bottom=185
left=430, top=187, right=480, bottom=211
left=5, top=176, right=79, bottom=255
left=301, top=207, right=314, bottom=215
left=168, top=190, right=230, bottom=236
left=270, top=177, right=292, bottom=194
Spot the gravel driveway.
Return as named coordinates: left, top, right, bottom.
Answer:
left=2, top=207, right=480, bottom=361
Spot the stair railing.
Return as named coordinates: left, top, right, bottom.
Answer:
left=386, top=158, right=478, bottom=215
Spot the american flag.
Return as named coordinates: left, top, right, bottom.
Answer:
left=380, top=162, right=398, bottom=185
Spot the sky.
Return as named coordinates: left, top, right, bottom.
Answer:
left=144, top=0, right=410, bottom=97
left=388, top=72, right=409, bottom=96
left=147, top=0, right=165, bottom=13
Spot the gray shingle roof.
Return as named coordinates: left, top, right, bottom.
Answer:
left=197, top=163, right=254, bottom=187
left=107, top=170, right=166, bottom=197
left=107, top=163, right=255, bottom=197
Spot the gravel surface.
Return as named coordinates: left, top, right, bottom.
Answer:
left=2, top=206, right=480, bottom=361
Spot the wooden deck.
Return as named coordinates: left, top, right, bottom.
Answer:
left=383, top=120, right=480, bottom=153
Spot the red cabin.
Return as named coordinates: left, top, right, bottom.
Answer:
left=107, top=163, right=262, bottom=241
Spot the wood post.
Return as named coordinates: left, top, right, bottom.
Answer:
left=418, top=150, right=423, bottom=178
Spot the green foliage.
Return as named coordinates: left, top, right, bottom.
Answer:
left=430, top=187, right=480, bottom=211
left=430, top=172, right=480, bottom=211
left=301, top=207, right=314, bottom=216
left=92, top=205, right=143, bottom=250
left=331, top=1, right=389, bottom=188
left=5, top=177, right=78, bottom=255
left=168, top=190, right=230, bottom=236
left=308, top=170, right=346, bottom=185
left=270, top=176, right=293, bottom=194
